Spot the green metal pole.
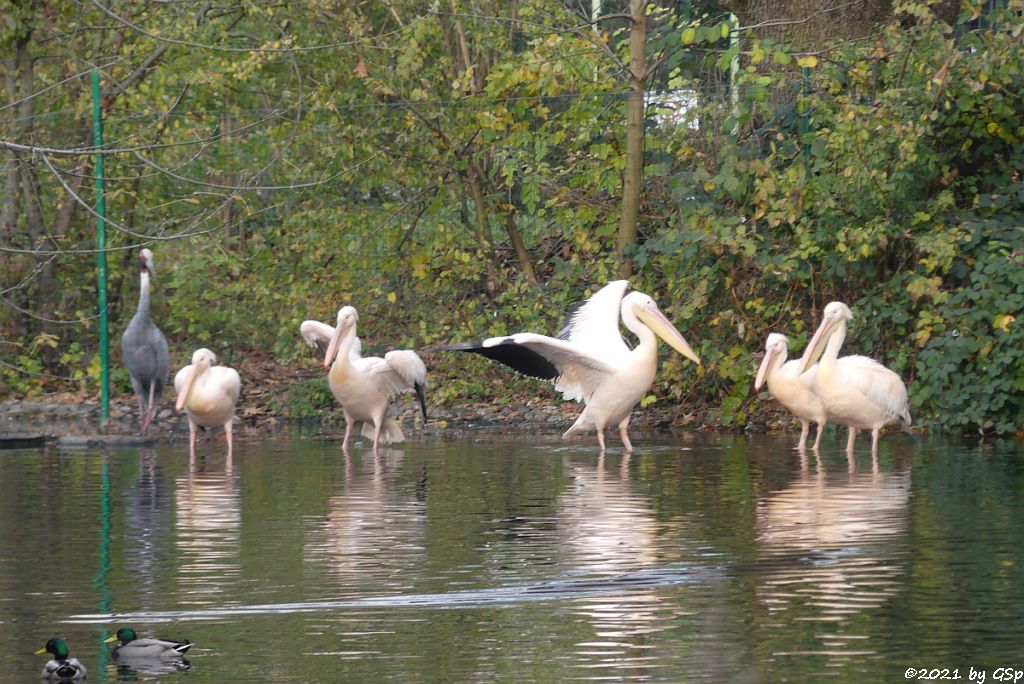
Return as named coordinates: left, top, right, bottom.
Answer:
left=91, top=70, right=109, bottom=423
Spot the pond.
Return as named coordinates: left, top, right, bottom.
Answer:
left=2, top=431, right=1023, bottom=682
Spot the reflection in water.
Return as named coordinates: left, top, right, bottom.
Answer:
left=175, top=457, right=241, bottom=605
left=122, top=448, right=173, bottom=604
left=556, top=453, right=676, bottom=675
left=756, top=455, right=909, bottom=667
left=305, top=450, right=426, bottom=596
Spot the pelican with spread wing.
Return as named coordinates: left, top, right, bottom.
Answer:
left=798, top=302, right=911, bottom=453
left=443, top=280, right=700, bottom=451
left=300, top=306, right=427, bottom=451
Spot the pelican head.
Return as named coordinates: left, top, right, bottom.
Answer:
left=754, top=333, right=789, bottom=390
left=623, top=291, right=701, bottom=364
left=323, top=306, right=359, bottom=369
left=139, top=248, right=156, bottom=281
left=175, top=348, right=216, bottom=411
left=799, top=301, right=853, bottom=373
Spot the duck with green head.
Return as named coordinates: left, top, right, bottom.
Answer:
left=104, top=627, right=193, bottom=659
left=35, top=638, right=88, bottom=680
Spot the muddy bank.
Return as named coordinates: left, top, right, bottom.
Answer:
left=0, top=393, right=726, bottom=447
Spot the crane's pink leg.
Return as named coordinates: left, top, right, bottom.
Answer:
left=846, top=427, right=858, bottom=453
left=795, top=420, right=810, bottom=451
left=137, top=396, right=147, bottom=433
left=142, top=383, right=157, bottom=433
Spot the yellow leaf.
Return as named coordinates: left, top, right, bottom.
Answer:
left=994, top=314, right=1015, bottom=332
left=387, top=292, right=397, bottom=304
left=681, top=27, right=696, bottom=45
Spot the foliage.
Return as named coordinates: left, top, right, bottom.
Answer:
left=2, top=1, right=1022, bottom=436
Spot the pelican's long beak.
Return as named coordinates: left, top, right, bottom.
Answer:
left=103, top=634, right=119, bottom=644
left=322, top=322, right=346, bottom=369
left=175, top=365, right=199, bottom=412
left=636, top=302, right=701, bottom=365
left=754, top=347, right=777, bottom=391
left=798, top=315, right=837, bottom=375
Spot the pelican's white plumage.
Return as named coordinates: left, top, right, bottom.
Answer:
left=799, top=302, right=911, bottom=452
left=300, top=306, right=427, bottom=451
left=174, top=348, right=241, bottom=459
left=755, top=333, right=826, bottom=451
left=444, top=280, right=701, bottom=451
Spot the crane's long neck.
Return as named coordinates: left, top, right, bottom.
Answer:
left=818, top=319, right=847, bottom=379
left=135, top=270, right=152, bottom=320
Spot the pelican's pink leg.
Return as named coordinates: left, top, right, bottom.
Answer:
left=812, top=421, right=825, bottom=451
left=870, top=428, right=881, bottom=454
left=188, top=419, right=198, bottom=462
left=619, top=426, right=633, bottom=452
left=795, top=420, right=810, bottom=451
left=846, top=427, right=858, bottom=453
left=225, top=419, right=233, bottom=459
left=342, top=421, right=352, bottom=452
left=596, top=428, right=606, bottom=452
left=372, top=422, right=382, bottom=453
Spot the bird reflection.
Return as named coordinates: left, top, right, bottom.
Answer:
left=755, top=455, right=909, bottom=660
left=110, top=655, right=191, bottom=679
left=122, top=448, right=172, bottom=603
left=175, top=455, right=241, bottom=605
left=306, top=450, right=426, bottom=593
left=555, top=453, right=669, bottom=654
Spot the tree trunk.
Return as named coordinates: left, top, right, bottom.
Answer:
left=616, top=0, right=647, bottom=280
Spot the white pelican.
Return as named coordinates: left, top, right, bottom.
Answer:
left=442, top=280, right=701, bottom=451
left=754, top=333, right=826, bottom=451
left=300, top=306, right=427, bottom=451
left=174, top=348, right=241, bottom=459
left=798, top=302, right=911, bottom=452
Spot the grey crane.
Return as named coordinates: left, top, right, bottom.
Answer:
left=120, top=248, right=170, bottom=433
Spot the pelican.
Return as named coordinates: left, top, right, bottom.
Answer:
left=120, top=248, right=169, bottom=433
left=442, top=280, right=700, bottom=451
left=799, top=302, right=911, bottom=453
left=300, top=306, right=427, bottom=451
left=754, top=333, right=826, bottom=451
left=174, top=348, right=241, bottom=458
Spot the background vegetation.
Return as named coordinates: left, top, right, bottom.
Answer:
left=1, top=0, right=1021, bottom=436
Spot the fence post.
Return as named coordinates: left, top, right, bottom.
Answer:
left=91, top=70, right=109, bottom=424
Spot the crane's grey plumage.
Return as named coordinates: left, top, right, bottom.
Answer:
left=121, top=248, right=169, bottom=433
left=300, top=306, right=428, bottom=452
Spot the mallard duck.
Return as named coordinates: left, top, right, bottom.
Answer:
left=35, top=638, right=88, bottom=680
left=104, top=627, right=193, bottom=658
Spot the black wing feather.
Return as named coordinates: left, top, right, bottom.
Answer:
left=440, top=340, right=559, bottom=381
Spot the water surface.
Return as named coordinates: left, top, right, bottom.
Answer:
left=2, top=432, right=1022, bottom=681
